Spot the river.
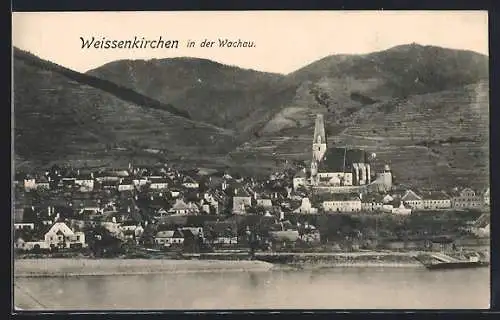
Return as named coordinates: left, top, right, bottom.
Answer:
left=14, top=267, right=489, bottom=310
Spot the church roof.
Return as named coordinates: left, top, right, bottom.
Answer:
left=318, top=147, right=368, bottom=172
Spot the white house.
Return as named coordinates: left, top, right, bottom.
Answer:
left=421, top=191, right=451, bottom=210
left=452, top=188, right=483, bottom=209
left=44, top=222, right=87, bottom=249
left=133, top=177, right=149, bottom=187
left=401, top=190, right=424, bottom=210
left=391, top=202, right=412, bottom=215
left=182, top=180, right=199, bottom=189
left=149, top=178, right=169, bottom=190
left=169, top=199, right=192, bottom=216
left=232, top=188, right=252, bottom=215
left=75, top=174, right=94, bottom=192
left=23, top=178, right=37, bottom=191
left=293, top=198, right=318, bottom=214
left=322, top=194, right=361, bottom=213
left=14, top=223, right=35, bottom=231
left=360, top=194, right=384, bottom=212
left=118, top=179, right=135, bottom=192
left=154, top=229, right=185, bottom=246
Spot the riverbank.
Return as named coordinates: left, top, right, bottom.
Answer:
left=14, top=258, right=274, bottom=278
left=271, top=261, right=423, bottom=271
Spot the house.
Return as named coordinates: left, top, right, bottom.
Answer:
left=120, top=221, right=141, bottom=232
left=61, top=177, right=77, bottom=189
left=75, top=173, right=94, bottom=192
left=154, top=229, right=185, bottom=247
left=36, top=176, right=50, bottom=190
left=360, top=194, right=384, bottom=212
left=322, top=194, right=362, bottom=213
left=421, top=191, right=451, bottom=210
left=401, top=190, right=424, bottom=210
left=181, top=226, right=204, bottom=239
left=451, top=188, right=483, bottom=209
left=44, top=222, right=87, bottom=249
left=293, top=170, right=308, bottom=190
left=391, top=202, right=412, bottom=215
left=149, top=177, right=169, bottom=190
left=118, top=178, right=135, bottom=192
left=232, top=187, right=252, bottom=215
left=182, top=177, right=199, bottom=189
left=202, top=192, right=221, bottom=214
left=168, top=198, right=191, bottom=216
left=14, top=223, right=35, bottom=231
left=95, top=171, right=121, bottom=183
left=132, top=177, right=149, bottom=188
left=76, top=200, right=103, bottom=215
left=204, top=222, right=238, bottom=246
left=100, top=180, right=120, bottom=190
left=256, top=198, right=273, bottom=209
left=23, top=177, right=37, bottom=191
left=293, top=197, right=318, bottom=214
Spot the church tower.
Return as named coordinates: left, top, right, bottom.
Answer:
left=312, top=114, right=327, bottom=162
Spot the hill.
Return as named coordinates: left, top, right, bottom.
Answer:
left=86, top=58, right=287, bottom=130
left=13, top=48, right=237, bottom=170
left=229, top=44, right=489, bottom=189
left=13, top=43, right=490, bottom=189
left=288, top=43, right=488, bottom=96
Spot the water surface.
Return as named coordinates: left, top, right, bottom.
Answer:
left=14, top=267, right=490, bottom=310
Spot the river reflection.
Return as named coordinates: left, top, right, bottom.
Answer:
left=15, top=268, right=490, bottom=310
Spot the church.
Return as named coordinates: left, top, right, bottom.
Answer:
left=309, top=114, right=392, bottom=193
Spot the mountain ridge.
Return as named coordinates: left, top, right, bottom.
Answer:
left=13, top=43, right=490, bottom=189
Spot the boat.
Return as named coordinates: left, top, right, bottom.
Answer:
left=416, top=251, right=490, bottom=270
left=424, top=261, right=489, bottom=270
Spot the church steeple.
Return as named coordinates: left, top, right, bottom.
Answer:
left=312, top=114, right=327, bottom=162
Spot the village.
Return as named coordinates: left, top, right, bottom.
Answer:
left=12, top=115, right=490, bottom=258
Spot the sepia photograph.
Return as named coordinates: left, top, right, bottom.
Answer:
left=11, top=10, right=490, bottom=310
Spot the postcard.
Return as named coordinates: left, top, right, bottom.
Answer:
left=12, top=10, right=490, bottom=311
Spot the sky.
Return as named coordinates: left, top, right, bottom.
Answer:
left=12, top=11, right=488, bottom=74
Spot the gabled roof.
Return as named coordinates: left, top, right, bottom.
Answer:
left=233, top=187, right=252, bottom=197
left=421, top=191, right=451, bottom=200
left=156, top=230, right=174, bottom=238
left=319, top=193, right=361, bottom=202
left=401, top=190, right=422, bottom=201
left=45, top=222, right=74, bottom=236
left=172, top=199, right=189, bottom=210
